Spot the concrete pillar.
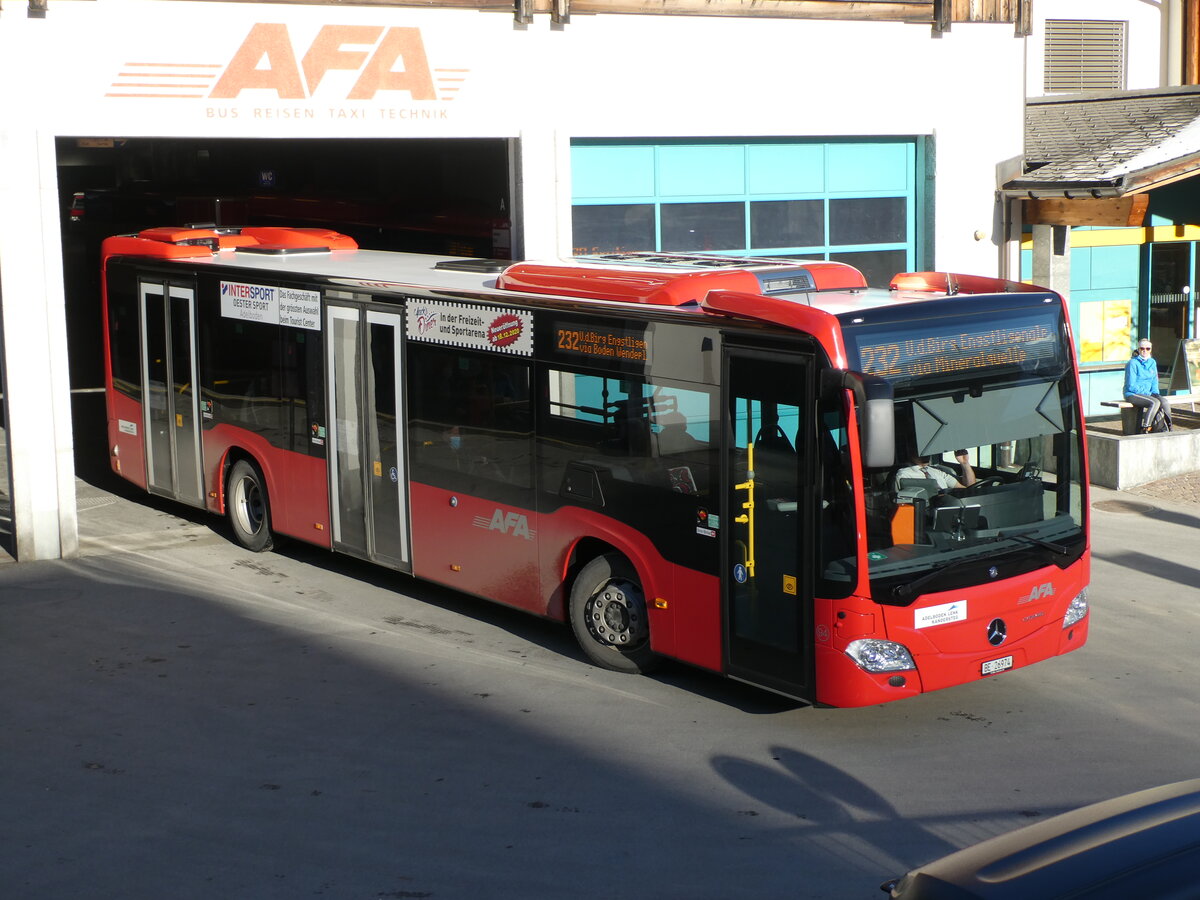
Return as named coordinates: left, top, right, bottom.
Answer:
left=516, top=128, right=573, bottom=261
left=1031, top=223, right=1071, bottom=299
left=0, top=95, right=80, bottom=560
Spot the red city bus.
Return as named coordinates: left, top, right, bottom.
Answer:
left=100, top=225, right=1090, bottom=707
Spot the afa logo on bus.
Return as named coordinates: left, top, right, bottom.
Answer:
left=475, top=510, right=534, bottom=541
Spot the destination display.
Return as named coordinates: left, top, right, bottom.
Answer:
left=847, top=309, right=1063, bottom=380
left=552, top=322, right=650, bottom=364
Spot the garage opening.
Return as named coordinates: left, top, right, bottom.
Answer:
left=56, top=136, right=515, bottom=480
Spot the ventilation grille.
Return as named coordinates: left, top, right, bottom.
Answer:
left=1044, top=19, right=1127, bottom=93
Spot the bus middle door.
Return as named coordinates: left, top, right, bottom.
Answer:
left=139, top=278, right=204, bottom=509
left=723, top=348, right=816, bottom=702
left=326, top=301, right=411, bottom=571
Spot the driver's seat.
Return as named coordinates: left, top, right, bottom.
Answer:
left=893, top=476, right=941, bottom=501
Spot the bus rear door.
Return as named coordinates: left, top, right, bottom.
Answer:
left=326, top=300, right=411, bottom=571
left=724, top=348, right=817, bottom=701
left=138, top=278, right=205, bottom=508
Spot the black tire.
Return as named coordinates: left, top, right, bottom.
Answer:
left=568, top=553, right=658, bottom=675
left=227, top=459, right=274, bottom=552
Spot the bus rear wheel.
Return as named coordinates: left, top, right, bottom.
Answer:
left=227, top=459, right=274, bottom=553
left=569, top=553, right=657, bottom=675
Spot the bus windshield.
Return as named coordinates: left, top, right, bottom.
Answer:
left=837, top=296, right=1087, bottom=602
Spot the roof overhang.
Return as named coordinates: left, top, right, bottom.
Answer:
left=1004, top=87, right=1200, bottom=202
left=1001, top=150, right=1200, bottom=200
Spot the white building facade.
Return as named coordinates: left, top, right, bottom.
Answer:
left=0, top=0, right=1029, bottom=559
left=1028, top=0, right=1179, bottom=97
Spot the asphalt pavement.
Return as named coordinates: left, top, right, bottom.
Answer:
left=2, top=443, right=1199, bottom=899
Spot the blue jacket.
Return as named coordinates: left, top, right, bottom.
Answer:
left=1124, top=354, right=1160, bottom=396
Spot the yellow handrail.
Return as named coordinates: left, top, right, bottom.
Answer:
left=734, top=442, right=756, bottom=578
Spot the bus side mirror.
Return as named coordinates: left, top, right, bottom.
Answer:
left=825, top=370, right=895, bottom=469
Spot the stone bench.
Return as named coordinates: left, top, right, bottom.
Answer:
left=1100, top=393, right=1200, bottom=435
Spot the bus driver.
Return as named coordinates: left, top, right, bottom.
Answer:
left=896, top=450, right=977, bottom=492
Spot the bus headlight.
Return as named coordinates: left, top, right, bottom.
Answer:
left=845, top=639, right=916, bottom=673
left=1063, top=589, right=1089, bottom=628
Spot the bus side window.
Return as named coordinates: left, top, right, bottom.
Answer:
left=302, top=329, right=326, bottom=457
left=650, top=390, right=713, bottom=494
left=407, top=344, right=533, bottom=494
left=107, top=271, right=142, bottom=401
left=815, top=403, right=857, bottom=596
left=542, top=370, right=715, bottom=497
left=199, top=300, right=286, bottom=446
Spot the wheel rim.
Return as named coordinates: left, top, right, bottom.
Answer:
left=233, top=475, right=265, bottom=536
left=584, top=579, right=648, bottom=649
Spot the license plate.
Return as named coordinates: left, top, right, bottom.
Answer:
left=981, top=655, right=1013, bottom=676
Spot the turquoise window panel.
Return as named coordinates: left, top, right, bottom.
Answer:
left=1088, top=243, right=1140, bottom=291
left=826, top=143, right=910, bottom=193
left=746, top=144, right=825, bottom=195
left=658, top=146, right=745, bottom=197
left=1079, top=369, right=1126, bottom=419
left=570, top=138, right=918, bottom=273
left=1022, top=244, right=1137, bottom=294
left=573, top=146, right=656, bottom=199
left=1068, top=247, right=1093, bottom=291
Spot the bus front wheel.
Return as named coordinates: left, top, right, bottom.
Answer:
left=227, top=459, right=274, bottom=553
left=569, top=553, right=658, bottom=675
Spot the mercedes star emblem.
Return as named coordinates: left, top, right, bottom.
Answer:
left=987, top=618, right=1008, bottom=646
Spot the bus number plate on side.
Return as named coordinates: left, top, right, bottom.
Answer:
left=981, top=656, right=1013, bottom=676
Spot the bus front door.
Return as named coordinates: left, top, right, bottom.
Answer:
left=724, top=349, right=816, bottom=702
left=326, top=304, right=411, bottom=571
left=139, top=280, right=204, bottom=508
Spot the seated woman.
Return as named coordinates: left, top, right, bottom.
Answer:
left=1124, top=340, right=1171, bottom=433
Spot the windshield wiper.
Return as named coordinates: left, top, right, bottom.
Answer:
left=890, top=531, right=1071, bottom=601
left=995, top=530, right=1070, bottom=555
left=892, top=555, right=983, bottom=602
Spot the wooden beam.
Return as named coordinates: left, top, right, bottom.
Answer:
left=565, top=0, right=933, bottom=19
left=171, top=0, right=1026, bottom=24
left=950, top=0, right=1024, bottom=23
left=1023, top=195, right=1150, bottom=228
left=194, top=0, right=516, bottom=9
left=200, top=0, right=935, bottom=20
left=1189, top=0, right=1200, bottom=85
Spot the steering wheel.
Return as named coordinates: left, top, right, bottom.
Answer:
left=965, top=476, right=1004, bottom=495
